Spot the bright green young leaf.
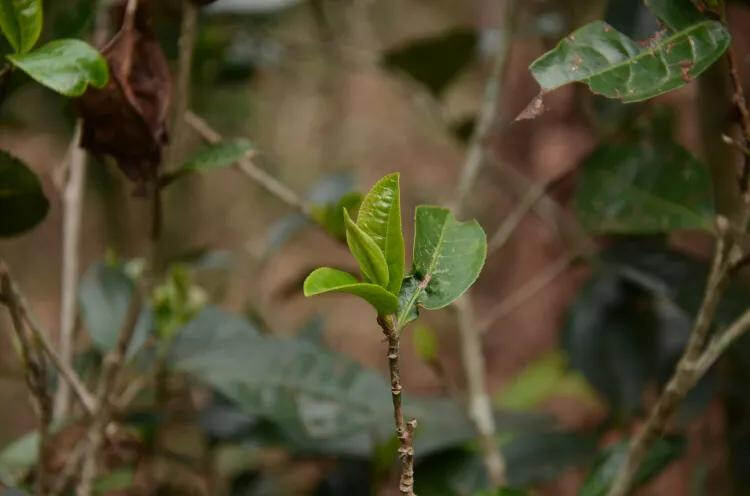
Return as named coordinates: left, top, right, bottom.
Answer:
left=180, top=138, right=253, bottom=173
left=0, top=0, right=42, bottom=54
left=398, top=206, right=486, bottom=325
left=304, top=267, right=398, bottom=315
left=575, top=142, right=714, bottom=233
left=310, top=192, right=362, bottom=242
left=357, top=172, right=405, bottom=294
left=344, top=208, right=389, bottom=287
left=0, top=150, right=48, bottom=237
left=525, top=14, right=729, bottom=112
left=7, top=39, right=109, bottom=97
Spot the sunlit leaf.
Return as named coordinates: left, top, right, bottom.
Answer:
left=575, top=142, right=714, bottom=233
left=356, top=173, right=404, bottom=294
left=8, top=39, right=108, bottom=97
left=303, top=267, right=398, bottom=315
left=0, top=150, right=48, bottom=237
left=344, top=208, right=389, bottom=287
left=0, top=0, right=41, bottom=54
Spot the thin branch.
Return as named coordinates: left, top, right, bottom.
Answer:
left=185, top=111, right=309, bottom=214
left=54, top=121, right=87, bottom=420
left=378, top=316, right=416, bottom=496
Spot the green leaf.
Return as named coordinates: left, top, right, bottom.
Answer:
left=0, top=149, right=48, bottom=237
left=396, top=276, right=420, bottom=327
left=527, top=16, right=730, bottom=106
left=343, top=208, right=389, bottom=288
left=398, top=206, right=486, bottom=326
left=575, top=142, right=714, bottom=233
left=0, top=0, right=42, bottom=54
left=356, top=173, right=405, bottom=294
left=0, top=430, right=37, bottom=485
left=303, top=267, right=398, bottom=315
left=309, top=192, right=362, bottom=242
left=646, top=0, right=705, bottom=32
left=7, top=39, right=109, bottom=97
left=413, top=324, right=439, bottom=363
left=579, top=437, right=685, bottom=496
left=180, top=138, right=253, bottom=173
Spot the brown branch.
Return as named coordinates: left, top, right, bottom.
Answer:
left=378, top=315, right=416, bottom=496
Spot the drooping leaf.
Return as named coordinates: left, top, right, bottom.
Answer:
left=310, top=192, right=363, bottom=242
left=0, top=0, right=41, bottom=54
left=646, top=0, right=705, bottom=32
left=522, top=11, right=730, bottom=117
left=579, top=437, right=685, bottom=496
left=575, top=142, right=714, bottom=233
left=180, top=138, right=253, bottom=173
left=382, top=28, right=477, bottom=96
left=7, top=39, right=108, bottom=97
left=79, top=261, right=150, bottom=354
left=398, top=206, right=486, bottom=326
left=0, top=150, right=48, bottom=237
left=356, top=173, right=404, bottom=294
left=343, top=209, right=389, bottom=288
left=303, top=267, right=398, bottom=315
left=77, top=2, right=171, bottom=185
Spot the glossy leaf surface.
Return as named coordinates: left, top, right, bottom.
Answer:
left=0, top=0, right=41, bottom=54
left=0, top=150, right=48, bottom=237
left=304, top=267, right=398, bottom=315
left=8, top=39, right=108, bottom=97
left=576, top=142, right=714, bottom=233
left=356, top=172, right=404, bottom=294
left=344, top=208, right=389, bottom=287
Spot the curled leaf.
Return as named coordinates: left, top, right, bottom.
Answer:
left=344, top=208, right=390, bottom=288
left=76, top=1, right=171, bottom=187
left=303, top=267, right=399, bottom=315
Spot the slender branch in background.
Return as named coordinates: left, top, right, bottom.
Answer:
left=54, top=121, right=87, bottom=420
left=377, top=316, right=416, bottom=496
left=185, top=111, right=310, bottom=215
left=448, top=0, right=519, bottom=487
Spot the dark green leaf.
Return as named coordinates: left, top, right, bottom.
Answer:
left=8, top=39, right=108, bottom=97
left=356, top=172, right=404, bottom=294
left=180, top=138, right=253, bottom=173
left=303, top=267, right=398, bottom=315
left=398, top=206, right=486, bottom=326
left=576, top=142, right=714, bottom=233
left=382, top=28, right=477, bottom=96
left=646, top=0, right=705, bottom=31
left=0, top=149, right=48, bottom=237
left=579, top=437, right=685, bottom=496
left=413, top=324, right=439, bottom=363
left=396, top=276, right=420, bottom=327
left=527, top=16, right=729, bottom=107
left=0, top=0, right=41, bottom=54
left=343, top=208, right=389, bottom=288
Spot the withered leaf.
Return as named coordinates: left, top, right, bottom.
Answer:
left=76, top=1, right=172, bottom=189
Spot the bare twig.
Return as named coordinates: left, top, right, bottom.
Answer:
left=378, top=315, right=416, bottom=496
left=185, top=111, right=309, bottom=214
left=54, top=121, right=87, bottom=420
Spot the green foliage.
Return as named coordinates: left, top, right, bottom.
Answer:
left=8, top=39, right=108, bottom=96
left=579, top=437, right=685, bottom=496
left=413, top=324, right=439, bottom=363
left=528, top=0, right=729, bottom=104
left=0, top=429, right=36, bottom=485
left=303, top=268, right=398, bottom=315
left=310, top=192, right=362, bottom=242
left=0, top=0, right=42, bottom=54
left=180, top=138, right=253, bottom=173
left=0, top=150, right=48, bottom=237
left=355, top=173, right=404, bottom=294
left=343, top=208, right=390, bottom=287
left=152, top=265, right=207, bottom=343
left=304, top=174, right=486, bottom=323
left=575, top=141, right=714, bottom=233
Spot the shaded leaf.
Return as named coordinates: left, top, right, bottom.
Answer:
left=396, top=275, right=420, bottom=327
left=0, top=430, right=37, bottom=485
left=310, top=192, right=362, bottom=242
left=356, top=172, right=404, bottom=294
left=0, top=0, right=41, bottom=53
left=413, top=324, right=439, bottom=363
left=579, top=437, right=685, bottom=496
left=8, top=39, right=108, bottom=97
left=576, top=142, right=714, bottom=233
left=398, top=206, right=486, bottom=326
left=525, top=12, right=729, bottom=114
left=180, top=138, right=253, bottom=173
left=303, top=267, right=398, bottom=315
left=382, top=28, right=477, bottom=96
left=344, top=209, right=389, bottom=288
left=77, top=2, right=171, bottom=186
left=646, top=0, right=705, bottom=32
left=0, top=150, right=48, bottom=237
